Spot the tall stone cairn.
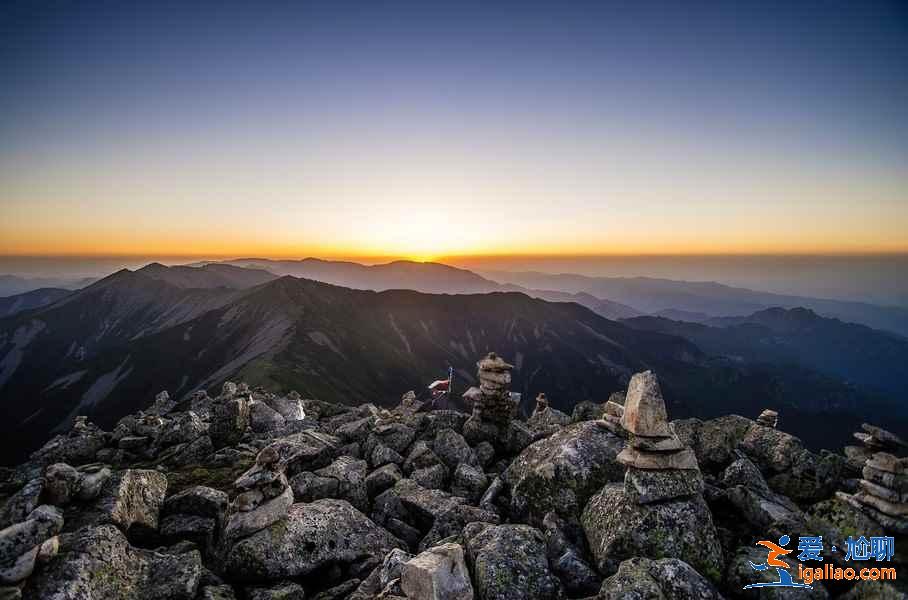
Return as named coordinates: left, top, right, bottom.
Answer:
left=616, top=371, right=702, bottom=504
left=756, top=409, right=778, bottom=428
left=843, top=423, right=907, bottom=474
left=472, top=352, right=517, bottom=426
left=837, top=452, right=908, bottom=535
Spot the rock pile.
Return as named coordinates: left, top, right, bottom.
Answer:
left=2, top=353, right=896, bottom=599
left=223, top=446, right=293, bottom=542
left=756, top=408, right=778, bottom=428
left=843, top=422, right=907, bottom=473
left=838, top=452, right=908, bottom=534
left=463, top=353, right=531, bottom=453
left=583, top=371, right=722, bottom=580
left=617, top=371, right=702, bottom=504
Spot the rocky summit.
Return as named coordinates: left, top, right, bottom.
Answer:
left=0, top=353, right=905, bottom=599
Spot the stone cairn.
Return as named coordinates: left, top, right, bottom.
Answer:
left=474, top=352, right=517, bottom=424
left=837, top=423, right=908, bottom=535
left=838, top=452, right=908, bottom=535
left=616, top=371, right=702, bottom=504
left=843, top=423, right=907, bottom=473
left=756, top=409, right=778, bottom=428
left=223, top=445, right=293, bottom=542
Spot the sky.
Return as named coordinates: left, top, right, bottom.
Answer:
left=1, top=0, right=907, bottom=260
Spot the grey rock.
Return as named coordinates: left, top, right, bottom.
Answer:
left=163, top=486, right=228, bottom=521
left=411, top=465, right=448, bottom=490
left=224, top=486, right=293, bottom=542
left=582, top=483, right=723, bottom=581
left=245, top=581, right=306, bottom=600
left=223, top=499, right=404, bottom=580
left=620, top=371, right=672, bottom=437
left=370, top=444, right=405, bottom=469
left=250, top=401, right=286, bottom=434
left=312, top=456, right=369, bottom=512
left=463, top=522, right=560, bottom=600
left=451, top=463, right=488, bottom=503
left=503, top=421, right=625, bottom=525
left=401, top=543, right=473, bottom=600
left=403, top=441, right=444, bottom=474
left=156, top=412, right=206, bottom=448
left=366, top=464, right=403, bottom=499
left=0, top=479, right=43, bottom=529
left=624, top=467, right=703, bottom=504
left=201, top=585, right=238, bottom=600
left=23, top=525, right=202, bottom=600
left=598, top=556, right=723, bottom=599
left=42, top=463, right=81, bottom=506
left=433, top=429, right=478, bottom=470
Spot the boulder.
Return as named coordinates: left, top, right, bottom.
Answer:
left=163, top=486, right=228, bottom=521
left=250, top=402, right=286, bottom=434
left=23, top=525, right=202, bottom=600
left=366, top=464, right=402, bottom=499
left=266, top=394, right=306, bottom=422
left=463, top=522, right=560, bottom=600
left=400, top=543, right=473, bottom=600
left=597, top=557, right=723, bottom=599
left=581, top=483, right=723, bottom=581
left=223, top=499, right=404, bottom=580
left=84, top=470, right=168, bottom=537
left=245, top=581, right=307, bottom=599
left=503, top=421, right=624, bottom=525
left=433, top=429, right=478, bottom=470
left=210, top=397, right=251, bottom=449
left=451, top=463, right=488, bottom=503
left=156, top=412, right=206, bottom=448
left=542, top=511, right=600, bottom=596
left=0, top=479, right=43, bottom=529
left=42, top=463, right=81, bottom=506
left=224, top=487, right=293, bottom=542
left=0, top=505, right=64, bottom=584
left=312, top=456, right=369, bottom=512
left=620, top=371, right=672, bottom=437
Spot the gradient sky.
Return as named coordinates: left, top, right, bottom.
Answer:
left=2, top=0, right=907, bottom=259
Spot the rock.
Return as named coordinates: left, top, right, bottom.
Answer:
left=757, top=409, right=779, bottom=428
left=250, top=401, right=286, bottom=434
left=161, top=435, right=214, bottom=467
left=433, top=429, right=478, bottom=470
left=313, top=456, right=369, bottom=512
left=571, top=400, right=608, bottom=423
left=370, top=444, right=405, bottom=469
left=245, top=581, right=306, bottom=599
left=42, top=463, right=81, bottom=506
left=620, top=371, right=672, bottom=437
left=474, top=442, right=495, bottom=468
left=224, top=486, right=293, bottom=542
left=160, top=514, right=217, bottom=550
left=156, top=412, right=206, bottom=448
left=597, top=556, right=723, bottom=600
left=0, top=505, right=64, bottom=584
left=411, top=465, right=448, bottom=490
left=403, top=441, right=444, bottom=474
left=201, top=585, right=238, bottom=600
left=400, top=543, right=473, bottom=600
left=88, top=469, right=168, bottom=537
left=541, top=511, right=600, bottom=596
left=503, top=421, right=625, bottom=525
left=451, top=463, right=488, bottom=503
left=624, top=468, right=703, bottom=504
left=163, top=486, right=228, bottom=521
left=0, top=479, right=43, bottom=529
left=582, top=483, right=723, bottom=581
left=266, top=431, right=340, bottom=475
left=366, top=464, right=402, bottom=499
left=335, top=417, right=374, bottom=444
left=527, top=407, right=571, bottom=436
left=75, top=465, right=111, bottom=502
left=365, top=423, right=416, bottom=456
left=23, top=525, right=202, bottom=600
left=223, top=499, right=404, bottom=580
left=463, top=522, right=560, bottom=600
left=29, top=417, right=107, bottom=468
left=267, top=394, right=306, bottom=422
left=210, top=397, right=251, bottom=449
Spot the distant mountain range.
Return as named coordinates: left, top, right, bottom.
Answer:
left=0, top=288, right=71, bottom=318
left=0, top=274, right=95, bottom=297
left=623, top=307, right=908, bottom=400
left=481, top=270, right=908, bottom=337
left=1, top=262, right=902, bottom=463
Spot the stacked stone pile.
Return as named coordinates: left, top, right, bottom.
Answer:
left=583, top=371, right=722, bottom=579
left=223, top=446, right=293, bottom=542
left=463, top=353, right=533, bottom=453
left=616, top=371, right=702, bottom=504
left=601, top=399, right=625, bottom=435
left=756, top=409, right=778, bottom=428
left=843, top=422, right=907, bottom=474
left=838, top=452, right=908, bottom=535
